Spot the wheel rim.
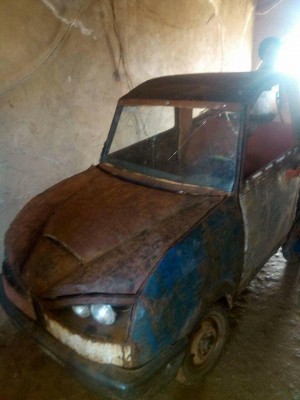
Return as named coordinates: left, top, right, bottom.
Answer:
left=189, top=314, right=224, bottom=368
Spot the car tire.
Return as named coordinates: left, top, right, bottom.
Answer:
left=180, top=304, right=229, bottom=381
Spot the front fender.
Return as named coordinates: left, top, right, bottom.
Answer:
left=128, top=197, right=243, bottom=366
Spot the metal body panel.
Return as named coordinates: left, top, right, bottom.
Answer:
left=129, top=197, right=243, bottom=365
left=239, top=151, right=299, bottom=288
left=5, top=166, right=225, bottom=297
left=121, top=71, right=290, bottom=105
left=0, top=276, right=186, bottom=400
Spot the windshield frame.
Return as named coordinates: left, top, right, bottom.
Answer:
left=101, top=100, right=244, bottom=194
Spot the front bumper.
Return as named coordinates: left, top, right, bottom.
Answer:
left=0, top=274, right=186, bottom=399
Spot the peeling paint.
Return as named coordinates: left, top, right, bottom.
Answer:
left=45, top=315, right=133, bottom=367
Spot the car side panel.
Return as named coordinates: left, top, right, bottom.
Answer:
left=128, top=197, right=243, bottom=366
left=239, top=150, right=299, bottom=289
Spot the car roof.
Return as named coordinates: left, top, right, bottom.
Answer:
left=121, top=71, right=293, bottom=105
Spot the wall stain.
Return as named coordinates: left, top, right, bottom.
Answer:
left=42, top=0, right=93, bottom=36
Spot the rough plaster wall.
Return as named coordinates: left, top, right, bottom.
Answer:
left=0, top=0, right=255, bottom=260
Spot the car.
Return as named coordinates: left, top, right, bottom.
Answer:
left=1, top=70, right=299, bottom=399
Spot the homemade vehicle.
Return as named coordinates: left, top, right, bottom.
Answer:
left=1, top=71, right=299, bottom=399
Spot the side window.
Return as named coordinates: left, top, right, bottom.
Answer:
left=244, top=85, right=297, bottom=178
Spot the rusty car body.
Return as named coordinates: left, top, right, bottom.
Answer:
left=1, top=71, right=299, bottom=399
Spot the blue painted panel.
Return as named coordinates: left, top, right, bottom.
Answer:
left=130, top=197, right=243, bottom=365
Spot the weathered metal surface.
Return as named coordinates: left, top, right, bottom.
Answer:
left=41, top=167, right=220, bottom=264
left=0, top=277, right=187, bottom=400
left=2, top=275, right=36, bottom=320
left=239, top=74, right=300, bottom=290
left=45, top=315, right=133, bottom=367
left=22, top=236, right=81, bottom=298
left=99, top=163, right=227, bottom=196
left=4, top=166, right=101, bottom=272
left=10, top=167, right=225, bottom=298
left=128, top=196, right=244, bottom=365
left=120, top=71, right=291, bottom=105
left=240, top=153, right=299, bottom=289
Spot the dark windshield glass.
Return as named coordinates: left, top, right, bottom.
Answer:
left=103, top=104, right=241, bottom=192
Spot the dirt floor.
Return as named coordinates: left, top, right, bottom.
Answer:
left=0, top=250, right=299, bottom=400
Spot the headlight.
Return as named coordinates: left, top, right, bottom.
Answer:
left=46, top=302, right=132, bottom=340
left=71, top=305, right=90, bottom=318
left=71, top=304, right=116, bottom=325
left=90, top=304, right=116, bottom=325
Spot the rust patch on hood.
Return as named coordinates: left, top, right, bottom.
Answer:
left=6, top=166, right=226, bottom=298
left=41, top=167, right=220, bottom=263
left=5, top=166, right=100, bottom=271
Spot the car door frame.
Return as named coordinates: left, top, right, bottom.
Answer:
left=237, top=77, right=300, bottom=292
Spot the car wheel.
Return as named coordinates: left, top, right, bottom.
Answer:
left=180, top=304, right=229, bottom=381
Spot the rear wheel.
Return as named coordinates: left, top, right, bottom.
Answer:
left=180, top=304, right=229, bottom=381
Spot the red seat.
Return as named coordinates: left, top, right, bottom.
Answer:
left=244, top=121, right=296, bottom=178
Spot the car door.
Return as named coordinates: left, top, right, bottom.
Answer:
left=238, top=79, right=300, bottom=289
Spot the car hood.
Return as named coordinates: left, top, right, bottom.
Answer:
left=5, top=166, right=225, bottom=298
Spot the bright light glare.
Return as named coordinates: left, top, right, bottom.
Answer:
left=275, top=26, right=300, bottom=84
left=90, top=304, right=116, bottom=325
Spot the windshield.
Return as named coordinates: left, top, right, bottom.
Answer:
left=102, top=103, right=241, bottom=192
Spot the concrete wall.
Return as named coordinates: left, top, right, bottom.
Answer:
left=0, top=0, right=255, bottom=260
